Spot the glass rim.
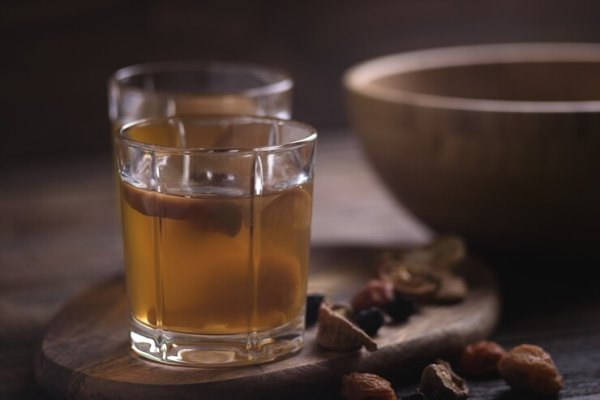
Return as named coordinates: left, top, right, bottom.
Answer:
left=118, top=115, right=317, bottom=155
left=109, top=61, right=294, bottom=98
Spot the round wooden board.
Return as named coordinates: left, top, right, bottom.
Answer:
left=35, top=246, right=500, bottom=400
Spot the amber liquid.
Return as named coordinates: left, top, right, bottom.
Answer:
left=121, top=181, right=312, bottom=335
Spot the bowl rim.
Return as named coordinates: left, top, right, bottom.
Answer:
left=343, top=42, right=600, bottom=113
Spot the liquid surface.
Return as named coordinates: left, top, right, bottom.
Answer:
left=121, top=181, right=312, bottom=334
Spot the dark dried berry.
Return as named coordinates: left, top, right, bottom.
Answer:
left=419, top=360, right=469, bottom=400
left=402, top=394, right=428, bottom=400
left=385, top=292, right=416, bottom=323
left=353, top=307, right=386, bottom=336
left=305, top=294, right=324, bottom=327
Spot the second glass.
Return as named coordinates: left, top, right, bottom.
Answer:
left=108, top=61, right=293, bottom=129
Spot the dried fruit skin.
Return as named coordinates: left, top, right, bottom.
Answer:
left=460, top=340, right=505, bottom=377
left=419, top=360, right=469, bottom=400
left=331, top=303, right=355, bottom=320
left=353, top=307, right=386, bottom=336
left=341, top=373, right=397, bottom=400
left=381, top=236, right=467, bottom=272
left=381, top=262, right=440, bottom=299
left=498, top=344, right=563, bottom=396
left=425, top=235, right=467, bottom=269
left=351, top=279, right=395, bottom=312
left=317, top=304, right=377, bottom=352
left=376, top=236, right=468, bottom=303
left=429, top=273, right=467, bottom=304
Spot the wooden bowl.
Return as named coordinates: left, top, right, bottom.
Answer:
left=344, top=43, right=600, bottom=254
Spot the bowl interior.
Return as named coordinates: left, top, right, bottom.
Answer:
left=373, top=61, right=600, bottom=101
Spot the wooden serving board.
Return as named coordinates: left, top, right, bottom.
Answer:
left=35, top=246, right=500, bottom=400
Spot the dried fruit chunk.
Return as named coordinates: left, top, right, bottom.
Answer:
left=305, top=294, right=324, bottom=327
left=351, top=279, right=395, bottom=313
left=121, top=182, right=243, bottom=236
left=331, top=303, right=354, bottom=320
left=498, top=344, right=563, bottom=396
left=262, top=187, right=312, bottom=230
left=341, top=373, right=397, bottom=400
left=429, top=273, right=467, bottom=304
left=419, top=360, right=469, bottom=400
left=379, top=262, right=440, bottom=300
left=353, top=307, right=386, bottom=336
left=424, top=235, right=467, bottom=270
left=382, top=236, right=467, bottom=272
left=377, top=241, right=468, bottom=304
left=317, top=304, right=377, bottom=352
left=460, top=340, right=505, bottom=377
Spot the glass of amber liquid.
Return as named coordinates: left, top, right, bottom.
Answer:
left=116, top=115, right=316, bottom=366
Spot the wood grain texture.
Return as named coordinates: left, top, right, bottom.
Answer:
left=34, top=251, right=499, bottom=400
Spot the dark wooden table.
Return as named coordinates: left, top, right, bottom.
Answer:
left=1, top=132, right=599, bottom=399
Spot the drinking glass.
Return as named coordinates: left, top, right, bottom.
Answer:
left=108, top=61, right=293, bottom=128
left=116, top=115, right=317, bottom=366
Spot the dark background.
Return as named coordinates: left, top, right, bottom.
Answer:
left=2, top=0, right=600, bottom=163
left=3, top=3, right=600, bottom=398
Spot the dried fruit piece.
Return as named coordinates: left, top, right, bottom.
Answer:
left=121, top=182, right=244, bottom=236
left=377, top=245, right=467, bottom=304
left=380, top=236, right=467, bottom=273
left=351, top=279, right=395, bottom=313
left=429, top=273, right=467, bottom=304
left=460, top=340, right=505, bottom=377
left=331, top=303, right=354, bottom=320
left=498, top=344, right=563, bottom=396
left=353, top=307, right=386, bottom=336
left=341, top=373, right=396, bottom=400
left=424, top=235, right=467, bottom=270
left=385, top=293, right=416, bottom=323
left=317, top=304, right=377, bottom=352
left=262, top=187, right=312, bottom=230
left=419, top=360, right=469, bottom=400
left=305, top=294, right=324, bottom=327
left=381, top=263, right=440, bottom=300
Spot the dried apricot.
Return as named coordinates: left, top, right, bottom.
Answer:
left=341, top=372, right=396, bottom=400
left=498, top=344, right=563, bottom=396
left=460, top=340, right=505, bottom=377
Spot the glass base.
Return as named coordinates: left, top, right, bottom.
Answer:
left=130, top=316, right=304, bottom=367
